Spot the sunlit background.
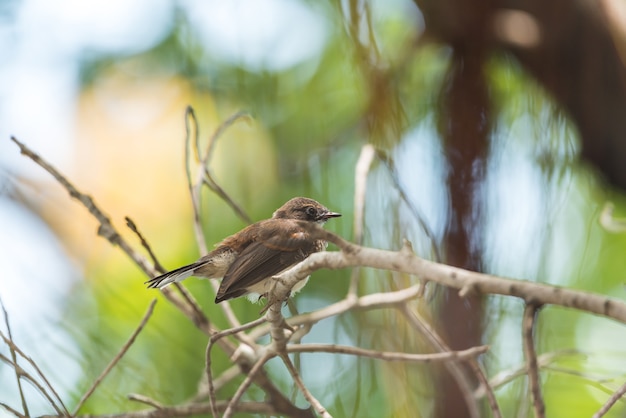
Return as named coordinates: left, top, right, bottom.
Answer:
left=1, top=0, right=626, bottom=417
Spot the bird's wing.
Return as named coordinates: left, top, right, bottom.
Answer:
left=215, top=220, right=317, bottom=302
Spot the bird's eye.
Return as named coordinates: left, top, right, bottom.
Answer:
left=305, top=206, right=317, bottom=217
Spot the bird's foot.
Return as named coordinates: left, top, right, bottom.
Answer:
left=258, top=291, right=291, bottom=316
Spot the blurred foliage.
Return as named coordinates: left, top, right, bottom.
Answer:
left=3, top=1, right=626, bottom=417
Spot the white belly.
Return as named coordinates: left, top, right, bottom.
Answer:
left=245, top=275, right=310, bottom=303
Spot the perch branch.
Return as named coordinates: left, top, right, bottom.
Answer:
left=274, top=226, right=626, bottom=324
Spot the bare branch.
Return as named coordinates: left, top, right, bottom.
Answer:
left=72, top=299, right=157, bottom=415
left=205, top=335, right=220, bottom=418
left=0, top=402, right=26, bottom=418
left=9, top=136, right=216, bottom=341
left=281, top=353, right=331, bottom=418
left=523, top=304, right=545, bottom=418
left=195, top=365, right=240, bottom=402
left=287, top=343, right=488, bottom=362
left=201, top=110, right=253, bottom=225
left=223, top=351, right=275, bottom=418
left=184, top=106, right=207, bottom=255
left=593, top=380, right=626, bottom=418
left=127, top=394, right=164, bottom=409
left=42, top=400, right=280, bottom=418
left=184, top=108, right=246, bottom=330
left=478, top=349, right=584, bottom=396
left=375, top=148, right=442, bottom=263
left=125, top=217, right=165, bottom=273
left=0, top=352, right=65, bottom=416
left=0, top=303, right=69, bottom=415
left=353, top=144, right=375, bottom=246
left=466, top=358, right=502, bottom=418
left=248, top=283, right=422, bottom=342
left=205, top=317, right=266, bottom=417
left=1, top=297, right=29, bottom=416
left=399, top=304, right=481, bottom=418
left=275, top=227, right=626, bottom=324
left=10, top=136, right=156, bottom=276
left=349, top=143, right=375, bottom=296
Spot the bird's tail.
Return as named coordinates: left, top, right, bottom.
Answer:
left=145, top=263, right=199, bottom=289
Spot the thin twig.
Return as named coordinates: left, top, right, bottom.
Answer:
left=522, top=304, right=545, bottom=418
left=125, top=217, right=165, bottom=273
left=353, top=144, right=375, bottom=246
left=184, top=106, right=207, bottom=255
left=200, top=109, right=253, bottom=224
left=212, top=317, right=265, bottom=349
left=592, top=380, right=626, bottom=418
left=184, top=108, right=243, bottom=330
left=205, top=337, right=224, bottom=417
left=42, top=401, right=280, bottom=417
left=205, top=317, right=266, bottom=417
left=0, top=345, right=65, bottom=416
left=11, top=137, right=218, bottom=335
left=72, top=299, right=157, bottom=415
left=0, top=311, right=68, bottom=415
left=194, top=365, right=241, bottom=401
left=172, top=283, right=212, bottom=328
left=349, top=144, right=375, bottom=296
left=1, top=297, right=29, bottom=417
left=281, top=353, right=331, bottom=418
left=222, top=351, right=275, bottom=418
left=10, top=136, right=156, bottom=276
left=203, top=112, right=250, bottom=169
left=478, top=349, right=584, bottom=396
left=287, top=343, right=488, bottom=362
left=0, top=402, right=26, bottom=418
left=127, top=394, right=164, bottom=409
left=10, top=136, right=215, bottom=339
left=399, top=304, right=480, bottom=418
left=10, top=135, right=229, bottom=358
left=248, top=283, right=424, bottom=341
left=185, top=106, right=201, bottom=166
left=466, top=358, right=502, bottom=418
left=0, top=351, right=66, bottom=415
left=375, top=149, right=442, bottom=263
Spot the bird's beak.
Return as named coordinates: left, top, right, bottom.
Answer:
left=321, top=211, right=341, bottom=220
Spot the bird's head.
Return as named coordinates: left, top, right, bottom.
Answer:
left=273, top=197, right=341, bottom=224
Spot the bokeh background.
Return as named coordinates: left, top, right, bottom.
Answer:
left=2, top=0, right=626, bottom=417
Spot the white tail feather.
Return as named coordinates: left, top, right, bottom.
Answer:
left=148, top=265, right=197, bottom=288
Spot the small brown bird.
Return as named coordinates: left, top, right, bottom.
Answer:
left=146, top=197, right=341, bottom=303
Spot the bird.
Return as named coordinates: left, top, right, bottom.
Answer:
left=145, top=197, right=341, bottom=304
